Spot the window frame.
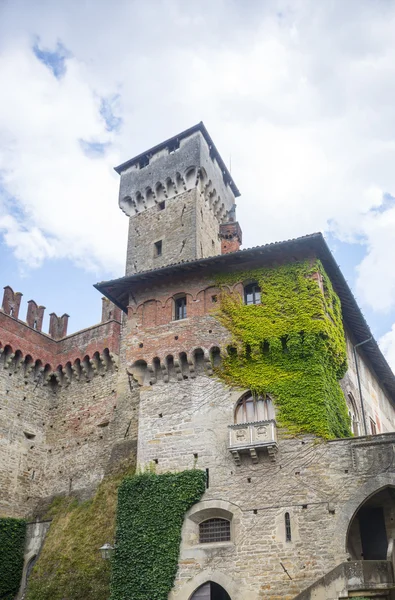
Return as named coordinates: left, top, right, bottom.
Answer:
left=244, top=282, right=261, bottom=305
left=174, top=295, right=187, bottom=320
left=234, top=393, right=275, bottom=424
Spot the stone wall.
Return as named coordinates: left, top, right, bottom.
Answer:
left=136, top=371, right=395, bottom=600
left=0, top=302, right=138, bottom=519
left=0, top=354, right=52, bottom=517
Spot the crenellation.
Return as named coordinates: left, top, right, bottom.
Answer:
left=2, top=285, right=23, bottom=318
left=26, top=300, right=45, bottom=332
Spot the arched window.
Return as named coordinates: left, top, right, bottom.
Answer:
left=244, top=282, right=261, bottom=305
left=199, top=518, right=231, bottom=543
left=235, top=393, right=274, bottom=424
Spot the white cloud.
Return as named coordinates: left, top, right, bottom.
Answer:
left=380, top=324, right=395, bottom=373
left=1, top=0, right=395, bottom=314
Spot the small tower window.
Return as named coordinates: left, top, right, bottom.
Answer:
left=174, top=295, right=187, bottom=320
left=199, top=518, right=231, bottom=544
left=154, top=240, right=162, bottom=257
left=158, top=201, right=166, bottom=211
left=244, top=283, right=261, bottom=305
left=285, top=513, right=292, bottom=541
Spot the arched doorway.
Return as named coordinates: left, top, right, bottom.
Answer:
left=191, top=581, right=231, bottom=600
left=347, top=486, right=395, bottom=560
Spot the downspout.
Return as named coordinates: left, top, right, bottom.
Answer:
left=353, top=337, right=373, bottom=435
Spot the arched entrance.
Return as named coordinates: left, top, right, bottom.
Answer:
left=347, top=486, right=395, bottom=560
left=191, top=581, right=231, bottom=600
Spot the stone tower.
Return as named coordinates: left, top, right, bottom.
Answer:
left=115, top=122, right=241, bottom=275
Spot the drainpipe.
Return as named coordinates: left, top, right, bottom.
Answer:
left=353, top=337, right=372, bottom=435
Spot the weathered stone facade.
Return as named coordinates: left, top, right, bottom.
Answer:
left=2, top=123, right=395, bottom=600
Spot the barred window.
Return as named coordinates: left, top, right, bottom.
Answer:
left=199, top=518, right=231, bottom=543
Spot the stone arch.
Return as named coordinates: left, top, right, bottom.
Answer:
left=119, top=195, right=133, bottom=216
left=168, top=569, right=248, bottom=600
left=192, top=347, right=205, bottom=375
left=185, top=166, right=197, bottom=188
left=145, top=187, right=155, bottom=207
left=337, top=474, right=395, bottom=555
left=155, top=181, right=166, bottom=201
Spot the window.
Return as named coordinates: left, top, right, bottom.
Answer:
left=244, top=282, right=261, bottom=305
left=154, top=240, right=162, bottom=257
left=158, top=201, right=165, bottom=211
left=138, top=155, right=149, bottom=169
left=174, top=295, right=187, bottom=320
left=370, top=418, right=377, bottom=435
left=347, top=393, right=360, bottom=436
left=285, top=512, right=292, bottom=542
left=235, top=393, right=274, bottom=424
left=199, top=518, right=231, bottom=543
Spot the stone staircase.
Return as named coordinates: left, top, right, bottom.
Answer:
left=293, top=560, right=395, bottom=600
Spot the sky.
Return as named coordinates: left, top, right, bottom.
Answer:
left=1, top=0, right=395, bottom=370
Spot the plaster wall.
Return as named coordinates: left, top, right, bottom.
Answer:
left=342, top=332, right=395, bottom=435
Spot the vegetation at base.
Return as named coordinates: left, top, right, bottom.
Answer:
left=0, top=517, right=26, bottom=600
left=25, top=460, right=135, bottom=600
left=110, top=470, right=206, bottom=600
left=215, top=260, right=351, bottom=439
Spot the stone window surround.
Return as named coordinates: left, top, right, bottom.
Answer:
left=182, top=499, right=241, bottom=551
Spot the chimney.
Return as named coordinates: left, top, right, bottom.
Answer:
left=2, top=286, right=23, bottom=319
left=101, top=298, right=122, bottom=323
left=49, top=313, right=69, bottom=340
left=26, top=300, right=45, bottom=332
left=219, top=221, right=242, bottom=254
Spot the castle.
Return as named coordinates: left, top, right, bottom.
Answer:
left=2, top=122, right=395, bottom=600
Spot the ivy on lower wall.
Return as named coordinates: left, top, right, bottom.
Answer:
left=110, top=470, right=206, bottom=600
left=0, top=517, right=26, bottom=600
left=215, top=260, right=351, bottom=439
left=25, top=460, right=135, bottom=600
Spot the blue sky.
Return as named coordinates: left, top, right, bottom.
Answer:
left=1, top=0, right=395, bottom=367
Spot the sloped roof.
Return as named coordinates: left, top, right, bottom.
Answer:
left=95, top=232, right=395, bottom=400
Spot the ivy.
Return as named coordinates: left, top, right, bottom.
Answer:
left=214, top=260, right=351, bottom=439
left=0, top=517, right=26, bottom=600
left=110, top=470, right=206, bottom=600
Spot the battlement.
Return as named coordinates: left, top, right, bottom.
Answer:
left=116, top=122, right=239, bottom=215
left=0, top=286, right=122, bottom=374
left=116, top=123, right=242, bottom=275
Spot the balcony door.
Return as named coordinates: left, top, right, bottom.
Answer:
left=191, top=581, right=231, bottom=600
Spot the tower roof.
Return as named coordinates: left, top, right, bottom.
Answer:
left=114, top=122, right=240, bottom=198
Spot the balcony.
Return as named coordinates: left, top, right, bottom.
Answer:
left=228, top=420, right=277, bottom=465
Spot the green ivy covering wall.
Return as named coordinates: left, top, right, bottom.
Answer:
left=0, top=517, right=26, bottom=600
left=110, top=470, right=206, bottom=600
left=215, top=259, right=351, bottom=439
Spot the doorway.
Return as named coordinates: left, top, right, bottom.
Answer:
left=358, top=507, right=387, bottom=559
left=347, top=487, right=394, bottom=560
left=191, top=581, right=231, bottom=600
